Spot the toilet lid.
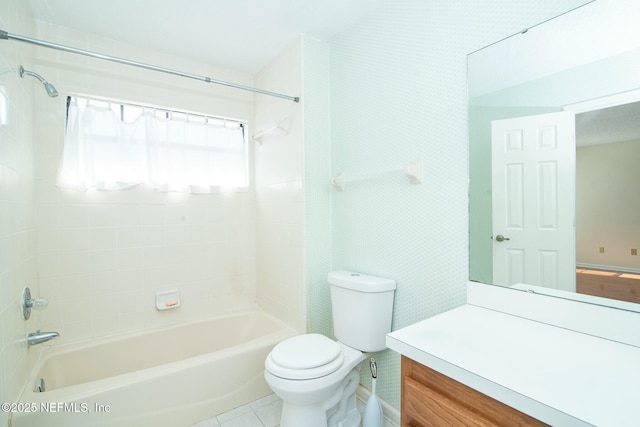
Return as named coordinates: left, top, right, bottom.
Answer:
left=266, top=334, right=344, bottom=380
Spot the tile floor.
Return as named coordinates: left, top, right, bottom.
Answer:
left=190, top=394, right=282, bottom=427
left=190, top=393, right=396, bottom=427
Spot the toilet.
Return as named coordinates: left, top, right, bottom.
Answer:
left=264, top=270, right=396, bottom=427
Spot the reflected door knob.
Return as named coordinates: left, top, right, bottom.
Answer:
left=495, top=234, right=510, bottom=242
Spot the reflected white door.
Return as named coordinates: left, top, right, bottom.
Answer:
left=491, top=112, right=576, bottom=291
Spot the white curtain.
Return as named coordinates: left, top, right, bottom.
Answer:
left=57, top=99, right=248, bottom=193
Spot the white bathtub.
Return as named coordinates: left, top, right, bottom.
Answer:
left=12, top=310, right=296, bottom=427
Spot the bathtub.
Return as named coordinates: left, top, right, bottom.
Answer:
left=11, top=310, right=296, bottom=427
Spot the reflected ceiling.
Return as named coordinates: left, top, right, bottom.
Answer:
left=577, top=101, right=640, bottom=146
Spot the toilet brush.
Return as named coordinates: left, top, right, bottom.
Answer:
left=362, top=357, right=383, bottom=427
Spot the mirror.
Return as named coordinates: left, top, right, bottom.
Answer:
left=468, top=0, right=640, bottom=311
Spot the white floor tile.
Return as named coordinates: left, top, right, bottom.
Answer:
left=191, top=418, right=220, bottom=427
left=254, top=399, right=282, bottom=427
left=219, top=411, right=264, bottom=427
left=189, top=392, right=398, bottom=427
left=216, top=404, right=253, bottom=424
left=249, top=392, right=280, bottom=410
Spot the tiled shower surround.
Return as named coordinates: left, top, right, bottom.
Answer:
left=31, top=21, right=258, bottom=343
left=0, top=3, right=39, bottom=424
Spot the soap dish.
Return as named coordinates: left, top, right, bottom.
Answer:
left=156, top=290, right=180, bottom=310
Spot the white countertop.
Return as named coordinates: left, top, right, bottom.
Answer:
left=387, top=304, right=640, bottom=427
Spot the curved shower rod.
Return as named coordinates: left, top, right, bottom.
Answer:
left=0, top=29, right=300, bottom=103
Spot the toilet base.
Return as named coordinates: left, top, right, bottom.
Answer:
left=279, top=367, right=362, bottom=427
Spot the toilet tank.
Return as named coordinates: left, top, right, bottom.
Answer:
left=328, top=271, right=396, bottom=352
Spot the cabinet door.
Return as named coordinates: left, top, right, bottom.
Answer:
left=404, top=376, right=495, bottom=426
left=401, top=356, right=547, bottom=427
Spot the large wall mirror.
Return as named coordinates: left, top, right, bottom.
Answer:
left=469, top=0, right=640, bottom=312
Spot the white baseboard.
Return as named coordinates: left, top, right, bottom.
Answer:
left=356, top=385, right=400, bottom=427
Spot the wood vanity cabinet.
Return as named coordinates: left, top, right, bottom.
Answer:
left=401, top=356, right=548, bottom=427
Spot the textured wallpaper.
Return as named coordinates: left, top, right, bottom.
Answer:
left=311, top=0, right=592, bottom=409
left=303, top=36, right=334, bottom=336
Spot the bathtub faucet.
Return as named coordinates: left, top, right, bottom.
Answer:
left=27, top=330, right=60, bottom=346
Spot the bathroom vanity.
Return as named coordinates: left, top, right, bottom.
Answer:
left=401, top=356, right=543, bottom=426
left=387, top=282, right=640, bottom=426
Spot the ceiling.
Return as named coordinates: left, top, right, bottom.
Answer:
left=576, top=101, right=640, bottom=147
left=27, top=0, right=385, bottom=73
left=24, top=0, right=640, bottom=145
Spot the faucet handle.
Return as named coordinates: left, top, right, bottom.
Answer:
left=22, top=287, right=49, bottom=320
left=29, top=297, right=49, bottom=310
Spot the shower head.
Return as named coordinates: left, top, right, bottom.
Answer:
left=43, top=82, right=58, bottom=97
left=19, top=65, right=58, bottom=97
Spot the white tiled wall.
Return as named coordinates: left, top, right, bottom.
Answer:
left=254, top=38, right=305, bottom=333
left=302, top=36, right=333, bottom=336
left=31, top=21, right=258, bottom=344
left=0, top=0, right=37, bottom=422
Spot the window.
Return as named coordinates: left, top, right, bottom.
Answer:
left=57, top=96, right=248, bottom=194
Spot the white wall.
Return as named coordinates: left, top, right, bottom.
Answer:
left=32, top=21, right=258, bottom=344
left=254, top=38, right=305, bottom=332
left=0, top=1, right=37, bottom=421
left=576, top=139, right=640, bottom=270
left=302, top=36, right=333, bottom=336
left=323, top=0, right=592, bottom=409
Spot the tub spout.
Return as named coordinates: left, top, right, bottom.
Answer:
left=27, top=330, right=59, bottom=346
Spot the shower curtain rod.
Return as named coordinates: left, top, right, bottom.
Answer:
left=0, top=29, right=300, bottom=103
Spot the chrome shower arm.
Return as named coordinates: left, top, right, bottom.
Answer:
left=19, top=65, right=46, bottom=84
left=18, top=65, right=59, bottom=97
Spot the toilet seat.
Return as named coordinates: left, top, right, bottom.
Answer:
left=266, top=334, right=344, bottom=380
